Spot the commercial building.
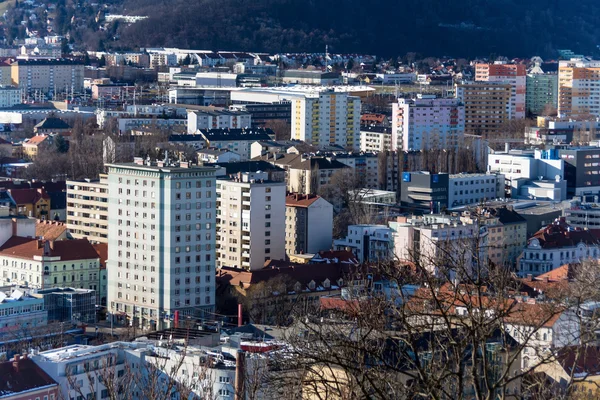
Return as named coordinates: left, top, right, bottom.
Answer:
left=0, top=238, right=101, bottom=290
left=66, top=176, right=109, bottom=244
left=0, top=288, right=47, bottom=330
left=290, top=90, right=361, bottom=150
left=558, top=59, right=600, bottom=118
left=229, top=102, right=291, bottom=127
left=391, top=95, right=465, bottom=151
left=518, top=218, right=600, bottom=277
left=281, top=70, right=341, bottom=85
left=187, top=108, right=252, bottom=134
left=36, top=287, right=96, bottom=324
left=216, top=171, right=286, bottom=270
left=559, top=146, right=600, bottom=197
left=447, top=173, right=505, bottom=208
left=526, top=72, right=558, bottom=116
left=11, top=59, right=84, bottom=95
left=360, top=126, right=392, bottom=152
left=285, top=194, right=333, bottom=256
left=475, top=62, right=526, bottom=119
left=400, top=172, right=449, bottom=212
left=455, top=82, right=512, bottom=136
left=106, top=159, right=217, bottom=329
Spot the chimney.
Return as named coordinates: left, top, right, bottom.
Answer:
left=12, top=354, right=20, bottom=372
left=527, top=274, right=533, bottom=281
left=234, top=350, right=245, bottom=400
left=37, top=240, right=43, bottom=249
left=49, top=240, right=55, bottom=250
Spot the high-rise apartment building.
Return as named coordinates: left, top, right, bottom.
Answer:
left=291, top=90, right=360, bottom=150
left=391, top=95, right=464, bottom=151
left=216, top=171, right=286, bottom=271
left=475, top=62, right=526, bottom=119
left=526, top=73, right=558, bottom=116
left=106, top=159, right=217, bottom=329
left=66, top=175, right=109, bottom=243
left=558, top=59, right=600, bottom=118
left=11, top=59, right=84, bottom=95
left=455, top=83, right=512, bottom=136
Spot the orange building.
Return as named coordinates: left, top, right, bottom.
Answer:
left=558, top=59, right=600, bottom=118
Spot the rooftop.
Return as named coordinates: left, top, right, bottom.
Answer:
left=285, top=193, right=324, bottom=207
left=0, top=357, right=57, bottom=397
left=0, top=237, right=100, bottom=261
left=35, top=220, right=67, bottom=241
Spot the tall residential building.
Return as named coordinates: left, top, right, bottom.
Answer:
left=526, top=73, right=558, bottom=116
left=291, top=90, right=360, bottom=150
left=475, top=62, right=526, bottom=119
left=360, top=126, right=392, bottom=152
left=216, top=171, right=286, bottom=271
left=285, top=194, right=333, bottom=256
left=66, top=175, right=109, bottom=243
left=11, top=59, right=84, bottom=95
left=455, top=82, right=512, bottom=136
left=106, top=159, right=217, bottom=329
left=558, top=59, right=600, bottom=118
left=391, top=95, right=464, bottom=151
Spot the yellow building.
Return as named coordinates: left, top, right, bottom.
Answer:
left=558, top=59, right=600, bottom=118
left=291, top=90, right=360, bottom=150
left=9, top=188, right=51, bottom=219
left=22, top=134, right=50, bottom=160
left=0, top=62, right=12, bottom=86
left=11, top=59, right=84, bottom=95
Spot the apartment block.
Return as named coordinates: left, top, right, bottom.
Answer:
left=11, top=59, right=84, bottom=95
left=391, top=95, right=465, bottom=151
left=0, top=86, right=22, bottom=108
left=291, top=90, right=361, bottom=150
left=475, top=62, right=526, bottom=119
left=216, top=171, right=286, bottom=271
left=558, top=59, right=600, bottom=118
left=106, top=159, right=217, bottom=329
left=333, top=224, right=394, bottom=264
left=455, top=82, right=512, bottom=136
left=285, top=194, right=333, bottom=256
left=360, top=126, right=392, bottom=152
left=66, top=175, right=109, bottom=244
left=187, top=108, right=252, bottom=134
left=526, top=73, right=558, bottom=116
left=447, top=173, right=505, bottom=208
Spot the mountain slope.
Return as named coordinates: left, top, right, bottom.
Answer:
left=114, top=0, right=600, bottom=58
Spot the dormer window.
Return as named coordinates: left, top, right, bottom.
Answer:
left=337, top=278, right=344, bottom=287
left=294, top=282, right=302, bottom=292
left=308, top=280, right=316, bottom=290
left=323, top=279, right=330, bottom=289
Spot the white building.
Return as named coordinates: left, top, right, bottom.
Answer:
left=290, top=90, right=361, bottom=150
left=391, top=95, right=465, bottom=151
left=360, top=126, right=392, bottom=152
left=0, top=288, right=46, bottom=330
left=187, top=109, right=251, bottom=134
left=447, top=173, right=505, bottom=208
left=333, top=224, right=394, bottom=264
left=390, top=215, right=487, bottom=277
left=197, top=128, right=273, bottom=161
left=285, top=194, right=333, bottom=256
left=0, top=87, right=23, bottom=108
left=106, top=159, right=217, bottom=329
left=216, top=171, right=286, bottom=271
left=518, top=218, right=600, bottom=277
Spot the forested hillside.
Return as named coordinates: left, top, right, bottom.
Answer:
left=112, top=0, right=600, bottom=57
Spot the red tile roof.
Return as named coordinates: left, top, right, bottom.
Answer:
left=36, top=220, right=67, bottom=240
left=504, top=302, right=565, bottom=328
left=0, top=357, right=58, bottom=397
left=9, top=188, right=49, bottom=205
left=360, top=113, right=387, bottom=124
left=93, top=243, right=108, bottom=270
left=285, top=193, right=322, bottom=207
left=24, top=135, right=48, bottom=146
left=530, top=219, right=599, bottom=249
left=0, top=237, right=100, bottom=261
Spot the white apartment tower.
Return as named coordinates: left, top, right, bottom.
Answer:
left=106, top=159, right=217, bottom=329
left=216, top=171, right=286, bottom=271
left=291, top=90, right=360, bottom=150
left=391, top=95, right=465, bottom=151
